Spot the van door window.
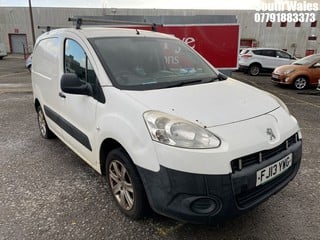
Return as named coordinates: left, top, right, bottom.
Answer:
left=65, top=39, right=86, bottom=81
left=64, top=39, right=105, bottom=103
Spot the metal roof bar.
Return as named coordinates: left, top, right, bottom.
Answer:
left=37, top=26, right=61, bottom=32
left=68, top=17, right=159, bottom=31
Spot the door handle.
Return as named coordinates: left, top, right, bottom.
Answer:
left=59, top=92, right=66, bottom=98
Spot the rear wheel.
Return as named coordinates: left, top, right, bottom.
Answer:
left=249, top=64, right=260, bottom=76
left=36, top=106, right=54, bottom=139
left=105, top=148, right=149, bottom=219
left=294, top=77, right=308, bottom=90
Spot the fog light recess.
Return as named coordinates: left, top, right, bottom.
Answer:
left=190, top=197, right=217, bottom=214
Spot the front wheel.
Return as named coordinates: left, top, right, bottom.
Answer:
left=294, top=77, right=308, bottom=90
left=105, top=148, right=149, bottom=219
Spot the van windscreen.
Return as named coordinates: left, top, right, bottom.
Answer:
left=89, top=37, right=218, bottom=90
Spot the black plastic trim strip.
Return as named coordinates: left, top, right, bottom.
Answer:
left=44, top=105, right=92, bottom=151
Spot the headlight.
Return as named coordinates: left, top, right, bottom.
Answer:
left=284, top=69, right=295, bottom=75
left=143, top=111, right=221, bottom=149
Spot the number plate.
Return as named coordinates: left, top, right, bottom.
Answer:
left=256, top=154, right=292, bottom=186
left=272, top=73, right=279, bottom=79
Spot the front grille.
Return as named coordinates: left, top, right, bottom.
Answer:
left=231, top=133, right=299, bottom=172
left=236, top=165, right=295, bottom=208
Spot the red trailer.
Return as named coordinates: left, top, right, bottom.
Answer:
left=156, top=24, right=240, bottom=70
left=123, top=24, right=240, bottom=70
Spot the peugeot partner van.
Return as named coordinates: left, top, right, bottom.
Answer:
left=31, top=27, right=302, bottom=224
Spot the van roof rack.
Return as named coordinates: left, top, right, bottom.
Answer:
left=38, top=26, right=61, bottom=32
left=68, top=17, right=159, bottom=31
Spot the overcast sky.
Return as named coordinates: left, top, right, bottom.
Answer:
left=0, top=0, right=260, bottom=9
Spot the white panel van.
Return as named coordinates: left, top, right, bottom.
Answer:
left=31, top=27, right=302, bottom=224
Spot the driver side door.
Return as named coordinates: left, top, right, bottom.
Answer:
left=59, top=38, right=104, bottom=164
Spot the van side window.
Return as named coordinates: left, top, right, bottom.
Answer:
left=65, top=39, right=88, bottom=82
left=64, top=39, right=105, bottom=103
left=33, top=37, right=59, bottom=76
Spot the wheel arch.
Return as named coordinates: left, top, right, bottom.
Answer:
left=99, top=138, right=127, bottom=175
left=96, top=113, right=160, bottom=173
left=294, top=75, right=310, bottom=82
left=34, top=98, right=41, bottom=111
left=249, top=62, right=262, bottom=68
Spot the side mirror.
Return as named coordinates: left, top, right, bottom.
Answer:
left=218, top=72, right=228, bottom=80
left=60, top=73, right=92, bottom=96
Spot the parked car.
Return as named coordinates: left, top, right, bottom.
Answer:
left=272, top=54, right=320, bottom=90
left=31, top=27, right=302, bottom=224
left=25, top=54, right=32, bottom=71
left=0, top=43, right=7, bottom=59
left=239, top=48, right=296, bottom=76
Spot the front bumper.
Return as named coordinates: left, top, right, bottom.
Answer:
left=271, top=73, right=291, bottom=85
left=137, top=137, right=302, bottom=224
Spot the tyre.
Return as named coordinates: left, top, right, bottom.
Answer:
left=294, top=77, right=308, bottom=90
left=105, top=148, right=148, bottom=219
left=249, top=64, right=260, bottom=76
left=36, top=106, right=54, bottom=139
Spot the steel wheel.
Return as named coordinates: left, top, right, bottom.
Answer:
left=294, top=77, right=307, bottom=90
left=109, top=160, right=134, bottom=210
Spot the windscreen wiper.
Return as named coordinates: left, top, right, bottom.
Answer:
left=164, top=79, right=203, bottom=88
left=202, top=73, right=228, bottom=83
left=217, top=73, right=228, bottom=80
left=164, top=73, right=228, bottom=88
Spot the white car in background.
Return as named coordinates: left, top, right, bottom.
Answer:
left=0, top=43, right=7, bottom=59
left=239, top=48, right=296, bottom=76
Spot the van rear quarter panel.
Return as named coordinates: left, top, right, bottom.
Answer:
left=32, top=36, right=62, bottom=135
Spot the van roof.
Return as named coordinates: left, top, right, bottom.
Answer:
left=39, top=27, right=177, bottom=40
left=245, top=47, right=286, bottom=51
